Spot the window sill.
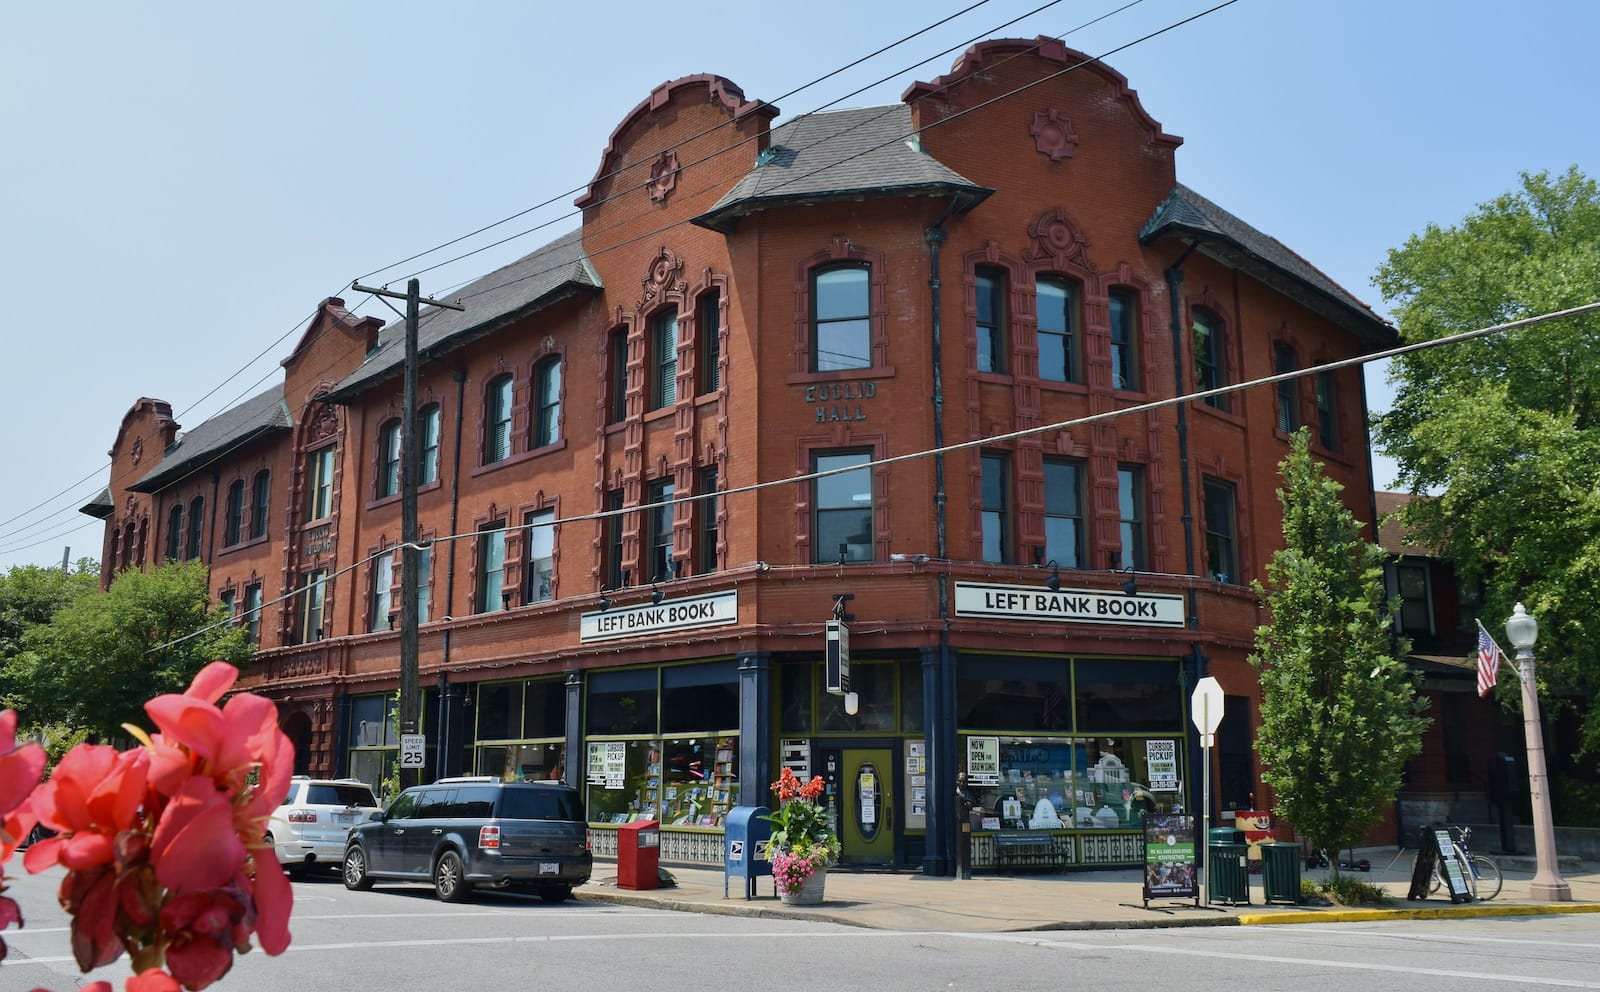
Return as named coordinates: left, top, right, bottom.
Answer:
left=217, top=535, right=270, bottom=558
left=785, top=365, right=896, bottom=386
left=1037, top=379, right=1089, bottom=397
left=1192, top=401, right=1245, bottom=427
left=470, top=438, right=569, bottom=479
left=365, top=478, right=442, bottom=512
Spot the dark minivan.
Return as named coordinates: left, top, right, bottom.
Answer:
left=343, top=777, right=592, bottom=903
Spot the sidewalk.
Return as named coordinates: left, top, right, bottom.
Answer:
left=574, top=848, right=1600, bottom=931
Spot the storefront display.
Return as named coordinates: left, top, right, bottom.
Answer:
left=961, top=735, right=1179, bottom=831
left=585, top=736, right=738, bottom=826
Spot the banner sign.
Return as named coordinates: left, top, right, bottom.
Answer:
left=954, top=581, right=1185, bottom=627
left=1142, top=812, right=1199, bottom=905
left=580, top=590, right=737, bottom=642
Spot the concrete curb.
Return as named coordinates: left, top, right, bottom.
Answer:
left=1237, top=902, right=1600, bottom=926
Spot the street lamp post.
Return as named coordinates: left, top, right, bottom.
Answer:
left=1504, top=602, right=1572, bottom=901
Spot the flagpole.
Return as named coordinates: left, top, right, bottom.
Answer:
left=1475, top=618, right=1521, bottom=685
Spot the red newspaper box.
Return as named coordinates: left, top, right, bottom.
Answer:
left=616, top=819, right=660, bottom=890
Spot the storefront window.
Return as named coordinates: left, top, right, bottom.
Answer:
left=1073, top=658, right=1182, bottom=732
left=478, top=741, right=565, bottom=782
left=819, top=661, right=896, bottom=731
left=348, top=693, right=397, bottom=798
left=961, top=734, right=1182, bottom=832
left=778, top=663, right=812, bottom=734
left=588, top=669, right=659, bottom=735
left=661, top=661, right=738, bottom=734
left=900, top=659, right=924, bottom=733
left=956, top=656, right=1072, bottom=731
left=584, top=735, right=739, bottom=827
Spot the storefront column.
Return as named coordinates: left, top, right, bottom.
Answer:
left=333, top=693, right=354, bottom=778
left=737, top=651, right=771, bottom=804
left=437, top=675, right=467, bottom=778
left=922, top=645, right=953, bottom=876
left=562, top=669, right=583, bottom=789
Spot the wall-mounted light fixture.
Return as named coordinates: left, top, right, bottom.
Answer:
left=755, top=561, right=771, bottom=572
left=650, top=582, right=665, bottom=606
left=838, top=542, right=848, bottom=565
left=1120, top=566, right=1138, bottom=597
left=844, top=691, right=860, bottom=716
left=501, top=591, right=513, bottom=611
left=1041, top=560, right=1061, bottom=592
left=599, top=592, right=613, bottom=612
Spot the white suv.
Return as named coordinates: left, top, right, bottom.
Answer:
left=268, top=777, right=381, bottom=872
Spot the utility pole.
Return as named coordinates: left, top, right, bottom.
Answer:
left=352, top=279, right=463, bottom=790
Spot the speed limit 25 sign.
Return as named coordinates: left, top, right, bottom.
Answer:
left=400, top=733, right=426, bottom=768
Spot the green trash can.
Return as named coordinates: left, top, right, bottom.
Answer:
left=1260, top=841, right=1302, bottom=904
left=1207, top=829, right=1249, bottom=905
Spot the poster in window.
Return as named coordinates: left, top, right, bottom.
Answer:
left=967, top=736, right=1000, bottom=787
left=603, top=742, right=627, bottom=789
left=1145, top=739, right=1179, bottom=792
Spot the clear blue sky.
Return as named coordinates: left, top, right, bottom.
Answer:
left=4, top=0, right=1596, bottom=571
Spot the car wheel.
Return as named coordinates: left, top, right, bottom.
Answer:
left=434, top=850, right=471, bottom=903
left=539, top=884, right=573, bottom=904
left=343, top=846, right=375, bottom=891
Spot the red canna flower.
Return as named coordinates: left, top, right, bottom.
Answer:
left=126, top=969, right=182, bottom=992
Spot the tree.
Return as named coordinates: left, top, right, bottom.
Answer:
left=4, top=560, right=251, bottom=740
left=1250, top=431, right=1429, bottom=863
left=1374, top=166, right=1600, bottom=753
left=0, top=560, right=100, bottom=709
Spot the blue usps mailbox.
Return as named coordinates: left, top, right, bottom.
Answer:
left=724, top=805, right=772, bottom=899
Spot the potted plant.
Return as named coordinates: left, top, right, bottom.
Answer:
left=764, top=768, right=839, bottom=905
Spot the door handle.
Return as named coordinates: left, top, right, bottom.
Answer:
left=393, top=829, right=405, bottom=835
left=432, top=828, right=442, bottom=835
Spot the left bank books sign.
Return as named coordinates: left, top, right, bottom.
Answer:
left=954, top=581, right=1184, bottom=627
left=580, top=590, right=738, bottom=642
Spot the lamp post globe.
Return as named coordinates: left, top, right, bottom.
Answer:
left=1506, top=602, right=1571, bottom=901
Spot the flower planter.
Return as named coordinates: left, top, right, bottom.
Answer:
left=779, top=865, right=827, bottom=905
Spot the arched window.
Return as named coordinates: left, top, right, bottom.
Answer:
left=225, top=479, right=245, bottom=546
left=1274, top=342, right=1300, bottom=432
left=485, top=374, right=513, bottom=464
left=164, top=505, right=182, bottom=561
left=250, top=470, right=270, bottom=540
left=377, top=419, right=402, bottom=498
left=811, top=265, right=871, bottom=372
left=533, top=357, right=562, bottom=448
left=186, top=495, right=204, bottom=560
left=419, top=405, right=441, bottom=485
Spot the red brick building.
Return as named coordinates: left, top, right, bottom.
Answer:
left=83, top=39, right=1393, bottom=874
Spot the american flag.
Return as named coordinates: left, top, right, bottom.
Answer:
left=1476, top=621, right=1504, bottom=698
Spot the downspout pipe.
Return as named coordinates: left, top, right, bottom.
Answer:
left=924, top=199, right=959, bottom=877
left=1163, top=240, right=1202, bottom=624
left=440, top=363, right=468, bottom=777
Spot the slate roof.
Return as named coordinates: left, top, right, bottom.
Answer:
left=328, top=228, right=600, bottom=401
left=694, top=105, right=992, bottom=233
left=1375, top=490, right=1435, bottom=558
left=1140, top=184, right=1393, bottom=347
left=80, top=486, right=114, bottom=519
left=130, top=386, right=292, bottom=492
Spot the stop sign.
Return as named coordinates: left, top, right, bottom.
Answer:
left=1190, top=676, right=1224, bottom=735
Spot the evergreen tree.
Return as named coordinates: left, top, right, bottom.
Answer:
left=1250, top=431, right=1429, bottom=863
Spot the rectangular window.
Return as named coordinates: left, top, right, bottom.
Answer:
left=420, top=406, right=441, bottom=485
left=1394, top=563, right=1433, bottom=635
left=534, top=359, right=561, bottom=448
left=306, top=446, right=335, bottom=521
left=219, top=588, right=236, bottom=619
left=814, top=451, right=873, bottom=563
left=486, top=375, right=513, bottom=464
left=412, top=544, right=433, bottom=624
left=378, top=421, right=401, bottom=498
left=1117, top=465, right=1146, bottom=571
left=478, top=522, right=507, bottom=613
left=243, top=583, right=262, bottom=646
left=980, top=452, right=1010, bottom=564
left=297, top=569, right=327, bottom=644
left=1203, top=478, right=1238, bottom=584
left=652, top=308, right=678, bottom=410
left=224, top=480, right=244, bottom=547
left=250, top=470, right=270, bottom=540
left=698, top=465, right=719, bottom=574
left=812, top=265, right=871, bottom=371
left=1035, top=277, right=1080, bottom=383
left=525, top=509, right=555, bottom=604
left=975, top=269, right=1006, bottom=374
left=1315, top=371, right=1339, bottom=451
left=646, top=478, right=675, bottom=583
left=1275, top=343, right=1300, bottom=432
left=166, top=504, right=182, bottom=561
left=1043, top=458, right=1084, bottom=569
left=698, top=290, right=721, bottom=394
left=370, top=549, right=395, bottom=632
left=1193, top=308, right=1229, bottom=411
left=605, top=489, right=624, bottom=591
left=609, top=327, right=629, bottom=424
left=1109, top=287, right=1138, bottom=390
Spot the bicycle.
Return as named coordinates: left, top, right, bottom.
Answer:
left=1425, top=825, right=1502, bottom=901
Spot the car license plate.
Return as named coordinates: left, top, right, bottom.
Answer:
left=539, top=862, right=559, bottom=875
left=334, top=813, right=359, bottom=826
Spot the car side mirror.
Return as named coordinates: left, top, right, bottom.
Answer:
left=369, top=810, right=385, bottom=822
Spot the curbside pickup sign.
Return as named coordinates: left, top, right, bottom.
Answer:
left=953, top=581, right=1184, bottom=627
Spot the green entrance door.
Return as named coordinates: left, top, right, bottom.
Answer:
left=839, top=748, right=894, bottom=864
